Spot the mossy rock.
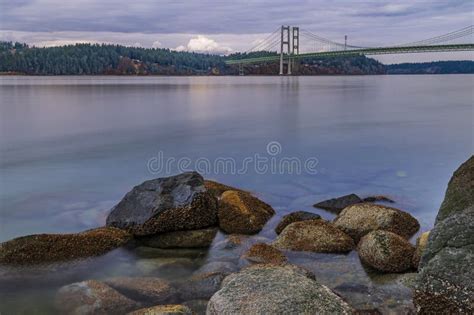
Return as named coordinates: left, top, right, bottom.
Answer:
left=273, top=220, right=355, bottom=253
left=241, top=243, right=287, bottom=265
left=127, top=305, right=192, bottom=315
left=333, top=203, right=419, bottom=243
left=218, top=190, right=275, bottom=234
left=436, top=155, right=474, bottom=223
left=275, top=211, right=321, bottom=235
left=357, top=230, right=415, bottom=273
left=0, top=227, right=131, bottom=265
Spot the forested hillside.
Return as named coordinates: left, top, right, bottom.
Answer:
left=1, top=41, right=470, bottom=75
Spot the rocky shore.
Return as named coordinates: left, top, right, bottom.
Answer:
left=0, top=156, right=472, bottom=314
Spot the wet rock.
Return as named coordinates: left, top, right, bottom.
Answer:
left=0, top=227, right=131, bottom=265
left=194, top=261, right=239, bottom=276
left=218, top=190, right=275, bottom=234
left=106, top=172, right=218, bottom=236
left=204, top=180, right=246, bottom=199
left=274, top=211, right=321, bottom=235
left=175, top=272, right=226, bottom=301
left=104, top=277, right=179, bottom=305
left=357, top=230, right=415, bottom=273
left=207, top=264, right=353, bottom=314
left=139, top=228, right=218, bottom=249
left=362, top=195, right=395, bottom=203
left=333, top=203, right=420, bottom=243
left=127, top=305, right=192, bottom=315
left=414, top=205, right=474, bottom=314
left=212, top=234, right=270, bottom=251
left=135, top=257, right=196, bottom=276
left=412, top=231, right=430, bottom=269
left=241, top=243, right=287, bottom=265
left=272, top=220, right=355, bottom=253
left=313, top=193, right=362, bottom=213
left=436, top=155, right=474, bottom=223
left=414, top=157, right=474, bottom=313
left=182, top=299, right=208, bottom=315
left=55, top=280, right=139, bottom=315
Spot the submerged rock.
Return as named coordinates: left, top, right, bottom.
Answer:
left=207, top=264, right=353, bottom=314
left=362, top=195, right=395, bottom=203
left=412, top=231, right=430, bottom=269
left=241, top=243, right=287, bottom=265
left=274, top=211, right=321, bottom=235
left=272, top=220, right=355, bottom=253
left=333, top=203, right=419, bottom=243
left=139, top=227, right=218, bottom=249
left=218, top=190, right=275, bottom=234
left=127, top=305, right=192, bottom=315
left=175, top=272, right=227, bottom=301
left=357, top=230, right=415, bottom=273
left=194, top=261, right=239, bottom=276
left=313, top=194, right=362, bottom=213
left=204, top=180, right=246, bottom=199
left=182, top=299, right=208, bottom=315
left=0, top=227, right=131, bottom=265
left=55, top=280, right=139, bottom=315
left=106, top=172, right=218, bottom=236
left=104, top=277, right=178, bottom=305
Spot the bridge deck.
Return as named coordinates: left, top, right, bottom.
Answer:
left=225, top=44, right=474, bottom=65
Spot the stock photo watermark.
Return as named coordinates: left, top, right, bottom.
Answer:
left=147, top=141, right=319, bottom=176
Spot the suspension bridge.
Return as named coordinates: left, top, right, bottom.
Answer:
left=226, top=25, right=474, bottom=75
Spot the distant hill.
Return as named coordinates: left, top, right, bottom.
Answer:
left=387, top=61, right=474, bottom=74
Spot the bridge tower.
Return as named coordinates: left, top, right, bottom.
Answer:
left=279, top=26, right=291, bottom=75
left=280, top=26, right=299, bottom=75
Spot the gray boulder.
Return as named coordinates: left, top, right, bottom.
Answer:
left=106, top=172, right=218, bottom=236
left=414, top=156, right=474, bottom=314
left=313, top=194, right=362, bottom=213
left=274, top=211, right=321, bottom=234
left=207, top=264, right=353, bottom=314
left=436, top=155, right=474, bottom=223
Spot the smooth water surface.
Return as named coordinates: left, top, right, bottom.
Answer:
left=0, top=75, right=473, bottom=313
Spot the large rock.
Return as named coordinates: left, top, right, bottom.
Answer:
left=436, top=155, right=474, bottom=223
left=357, top=230, right=415, bottom=273
left=274, top=211, right=321, bottom=234
left=138, top=228, right=218, bottom=248
left=55, top=280, right=139, bottom=315
left=272, top=220, right=355, bottom=253
left=207, top=264, right=353, bottom=314
left=414, top=206, right=474, bottom=313
left=414, top=157, right=474, bottom=314
left=106, top=172, right=218, bottom=236
left=217, top=190, right=275, bottom=234
left=313, top=193, right=362, bottom=213
left=241, top=243, right=287, bottom=265
left=412, top=231, right=430, bottom=269
left=333, top=203, right=419, bottom=242
left=104, top=277, right=178, bottom=305
left=127, top=305, right=192, bottom=315
left=0, top=227, right=131, bottom=265
left=204, top=180, right=246, bottom=199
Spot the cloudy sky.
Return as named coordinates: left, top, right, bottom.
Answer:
left=1, top=0, right=472, bottom=63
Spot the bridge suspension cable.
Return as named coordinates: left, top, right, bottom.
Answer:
left=395, top=25, right=473, bottom=47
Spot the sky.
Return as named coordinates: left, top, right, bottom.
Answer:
left=0, top=0, right=473, bottom=63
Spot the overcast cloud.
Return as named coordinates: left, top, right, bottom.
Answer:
left=0, top=0, right=472, bottom=62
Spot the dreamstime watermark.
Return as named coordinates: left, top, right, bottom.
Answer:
left=147, top=141, right=319, bottom=176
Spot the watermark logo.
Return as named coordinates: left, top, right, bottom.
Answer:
left=147, top=141, right=319, bottom=176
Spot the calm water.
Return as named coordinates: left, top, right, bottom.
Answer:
left=0, top=75, right=473, bottom=313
